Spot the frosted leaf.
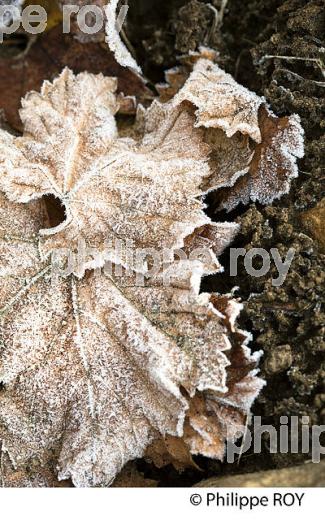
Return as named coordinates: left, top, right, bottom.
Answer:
left=203, top=127, right=254, bottom=192
left=217, top=106, right=305, bottom=210
left=105, top=0, right=142, bottom=74
left=156, top=66, right=190, bottom=103
left=173, top=59, right=263, bottom=141
left=156, top=47, right=220, bottom=102
left=0, top=69, right=212, bottom=276
left=0, top=60, right=304, bottom=487
left=170, top=58, right=304, bottom=209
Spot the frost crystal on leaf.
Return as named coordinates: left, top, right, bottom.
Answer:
left=0, top=59, right=303, bottom=487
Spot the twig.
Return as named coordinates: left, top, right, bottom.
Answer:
left=218, top=0, right=229, bottom=27
left=277, top=68, right=325, bottom=87
left=205, top=4, right=218, bottom=44
left=205, top=1, right=229, bottom=45
left=258, top=54, right=325, bottom=78
left=207, top=0, right=229, bottom=29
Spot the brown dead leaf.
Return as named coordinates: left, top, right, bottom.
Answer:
left=170, top=59, right=304, bottom=210
left=145, top=435, right=200, bottom=472
left=105, top=0, right=141, bottom=73
left=0, top=25, right=152, bottom=131
left=301, top=198, right=325, bottom=253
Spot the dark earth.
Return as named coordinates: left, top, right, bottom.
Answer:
left=0, top=0, right=324, bottom=486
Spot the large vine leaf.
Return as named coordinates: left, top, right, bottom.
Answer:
left=0, top=60, right=303, bottom=486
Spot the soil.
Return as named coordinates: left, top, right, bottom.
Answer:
left=0, top=0, right=324, bottom=487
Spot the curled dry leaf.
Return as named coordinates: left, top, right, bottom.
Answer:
left=112, top=462, right=158, bottom=488
left=105, top=0, right=142, bottom=74
left=0, top=58, right=303, bottom=487
left=160, top=58, right=304, bottom=210
left=217, top=105, right=305, bottom=210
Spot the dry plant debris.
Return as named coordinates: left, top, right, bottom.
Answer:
left=0, top=56, right=303, bottom=487
left=0, top=24, right=151, bottom=132
left=105, top=0, right=142, bottom=73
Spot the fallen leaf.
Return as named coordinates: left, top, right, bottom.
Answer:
left=218, top=105, right=305, bottom=210
left=161, top=58, right=304, bottom=209
left=0, top=25, right=152, bottom=131
left=172, top=58, right=263, bottom=141
left=145, top=435, right=200, bottom=471
left=301, top=198, right=325, bottom=253
left=156, top=46, right=219, bottom=102
left=0, top=58, right=304, bottom=487
left=0, top=70, right=213, bottom=275
left=0, top=188, right=262, bottom=486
